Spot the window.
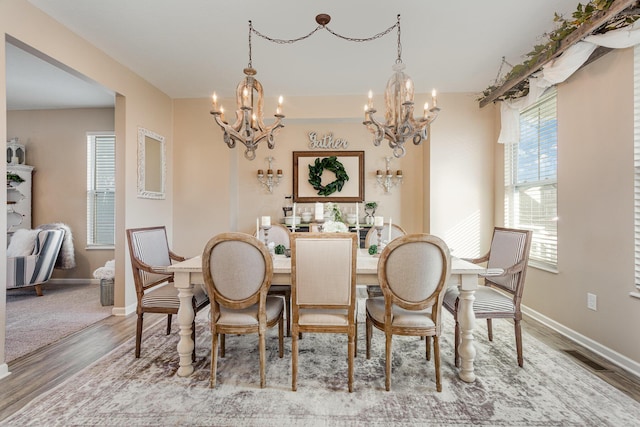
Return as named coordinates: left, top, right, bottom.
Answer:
left=87, top=133, right=115, bottom=247
left=505, top=89, right=558, bottom=270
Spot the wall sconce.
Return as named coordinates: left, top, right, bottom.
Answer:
left=375, top=157, right=403, bottom=193
left=257, top=156, right=282, bottom=193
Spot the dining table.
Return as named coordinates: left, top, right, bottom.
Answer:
left=168, top=248, right=485, bottom=382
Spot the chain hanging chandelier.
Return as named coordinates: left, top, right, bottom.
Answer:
left=364, top=15, right=440, bottom=158
left=210, top=13, right=439, bottom=160
left=210, top=21, right=284, bottom=161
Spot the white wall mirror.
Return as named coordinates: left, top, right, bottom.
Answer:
left=137, top=127, right=166, bottom=199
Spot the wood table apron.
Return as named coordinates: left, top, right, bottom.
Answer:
left=168, top=249, right=485, bottom=382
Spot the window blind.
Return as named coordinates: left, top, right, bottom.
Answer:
left=506, top=89, right=558, bottom=270
left=87, top=134, right=115, bottom=246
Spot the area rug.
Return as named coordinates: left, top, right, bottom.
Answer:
left=5, top=282, right=112, bottom=362
left=4, top=301, right=640, bottom=426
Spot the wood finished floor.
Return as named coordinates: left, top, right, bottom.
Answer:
left=1, top=313, right=639, bottom=422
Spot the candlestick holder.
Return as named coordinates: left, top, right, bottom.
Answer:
left=261, top=225, right=272, bottom=247
left=315, top=218, right=325, bottom=233
left=375, top=225, right=383, bottom=254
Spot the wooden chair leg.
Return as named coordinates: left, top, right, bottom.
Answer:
left=135, top=313, right=144, bottom=358
left=191, top=321, right=196, bottom=362
left=487, top=318, right=493, bottom=341
left=365, top=317, right=372, bottom=359
left=210, top=331, right=218, bottom=388
left=166, top=314, right=172, bottom=335
left=515, top=319, right=523, bottom=367
left=220, top=334, right=226, bottom=358
left=285, top=291, right=291, bottom=337
left=354, top=320, right=358, bottom=358
left=35, top=285, right=43, bottom=296
left=454, top=318, right=460, bottom=368
left=348, top=331, right=355, bottom=393
left=259, top=330, right=266, bottom=388
left=434, top=335, right=442, bottom=392
left=425, top=336, right=431, bottom=361
left=385, top=331, right=392, bottom=391
left=292, top=326, right=299, bottom=391
left=278, top=316, right=284, bottom=358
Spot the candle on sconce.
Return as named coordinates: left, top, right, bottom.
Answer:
left=374, top=216, right=384, bottom=227
left=315, top=202, right=324, bottom=221
left=388, top=217, right=393, bottom=242
left=432, top=89, right=437, bottom=108
left=257, top=169, right=264, bottom=176
left=276, top=169, right=283, bottom=176
left=386, top=169, right=392, bottom=177
left=396, top=170, right=403, bottom=177
left=267, top=169, right=273, bottom=176
left=376, top=170, right=382, bottom=177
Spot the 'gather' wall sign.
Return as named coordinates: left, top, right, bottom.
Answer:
left=308, top=132, right=349, bottom=150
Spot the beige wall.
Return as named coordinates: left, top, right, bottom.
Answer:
left=7, top=108, right=115, bottom=279
left=1, top=0, right=174, bottom=369
left=495, top=48, right=640, bottom=369
left=172, top=93, right=494, bottom=257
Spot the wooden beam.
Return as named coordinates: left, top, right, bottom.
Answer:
left=479, top=0, right=638, bottom=108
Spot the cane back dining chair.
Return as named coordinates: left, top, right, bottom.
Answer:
left=290, top=232, right=358, bottom=392
left=255, top=223, right=292, bottom=337
left=443, top=227, right=532, bottom=368
left=365, top=234, right=451, bottom=392
left=364, top=223, right=407, bottom=298
left=126, top=226, right=210, bottom=360
left=202, top=232, right=284, bottom=388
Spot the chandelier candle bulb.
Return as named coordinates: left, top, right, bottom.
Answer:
left=432, top=89, right=437, bottom=108
left=277, top=96, right=283, bottom=116
left=368, top=90, right=374, bottom=110
left=397, top=170, right=402, bottom=177
left=261, top=216, right=271, bottom=227
left=374, top=216, right=384, bottom=227
left=424, top=102, right=429, bottom=118
left=276, top=169, right=283, bottom=176
left=212, top=93, right=218, bottom=110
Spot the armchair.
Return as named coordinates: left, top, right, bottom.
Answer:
left=6, top=229, right=65, bottom=296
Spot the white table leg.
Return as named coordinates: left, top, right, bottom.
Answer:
left=174, top=271, right=195, bottom=377
left=457, top=287, right=476, bottom=382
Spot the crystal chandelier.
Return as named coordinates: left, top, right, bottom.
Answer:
left=210, top=21, right=284, bottom=161
left=363, top=15, right=440, bottom=158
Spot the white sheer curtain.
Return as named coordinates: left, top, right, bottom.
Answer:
left=499, top=20, right=640, bottom=144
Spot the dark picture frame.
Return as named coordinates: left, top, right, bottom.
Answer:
left=293, top=150, right=365, bottom=203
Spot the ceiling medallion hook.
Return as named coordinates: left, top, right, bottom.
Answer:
left=315, top=14, right=331, bottom=27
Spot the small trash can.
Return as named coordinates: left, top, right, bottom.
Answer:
left=100, top=278, right=114, bottom=306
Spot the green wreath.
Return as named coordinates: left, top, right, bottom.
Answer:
left=308, top=156, right=349, bottom=196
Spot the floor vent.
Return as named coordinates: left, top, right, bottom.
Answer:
left=563, top=349, right=609, bottom=371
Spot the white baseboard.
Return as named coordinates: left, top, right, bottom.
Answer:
left=0, top=363, right=11, bottom=380
left=112, top=302, right=136, bottom=317
left=522, top=305, right=640, bottom=379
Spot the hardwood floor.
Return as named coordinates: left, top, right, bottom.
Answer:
left=1, top=312, right=639, bottom=421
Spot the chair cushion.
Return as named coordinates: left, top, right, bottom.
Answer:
left=443, top=286, right=515, bottom=315
left=216, top=296, right=284, bottom=326
left=366, top=297, right=434, bottom=328
left=141, top=282, right=208, bottom=310
left=298, top=308, right=349, bottom=326
left=7, top=229, right=40, bottom=257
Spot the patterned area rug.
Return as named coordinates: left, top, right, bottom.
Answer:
left=5, top=301, right=640, bottom=426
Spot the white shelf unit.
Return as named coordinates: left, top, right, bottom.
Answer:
left=7, top=164, right=34, bottom=233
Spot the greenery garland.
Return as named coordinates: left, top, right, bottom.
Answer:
left=308, top=156, right=349, bottom=196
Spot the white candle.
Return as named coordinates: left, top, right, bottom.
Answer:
left=374, top=216, right=384, bottom=227
left=388, top=217, right=392, bottom=242
left=256, top=218, right=259, bottom=236
left=292, top=203, right=297, bottom=231
left=261, top=216, right=271, bottom=227
left=355, top=203, right=359, bottom=229
left=315, top=202, right=324, bottom=221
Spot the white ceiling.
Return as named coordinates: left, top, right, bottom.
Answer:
left=7, top=0, right=581, bottom=110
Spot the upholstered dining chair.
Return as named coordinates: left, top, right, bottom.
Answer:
left=365, top=234, right=451, bottom=392
left=255, top=223, right=292, bottom=337
left=290, top=232, right=358, bottom=392
left=364, top=223, right=407, bottom=298
left=126, top=226, right=210, bottom=360
left=202, top=232, right=284, bottom=389
left=443, top=227, right=532, bottom=368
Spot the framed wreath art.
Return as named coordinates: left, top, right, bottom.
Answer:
left=293, top=150, right=364, bottom=203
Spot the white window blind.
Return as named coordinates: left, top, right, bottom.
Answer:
left=505, top=89, right=558, bottom=270
left=87, top=133, right=115, bottom=247
left=634, top=44, right=640, bottom=291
